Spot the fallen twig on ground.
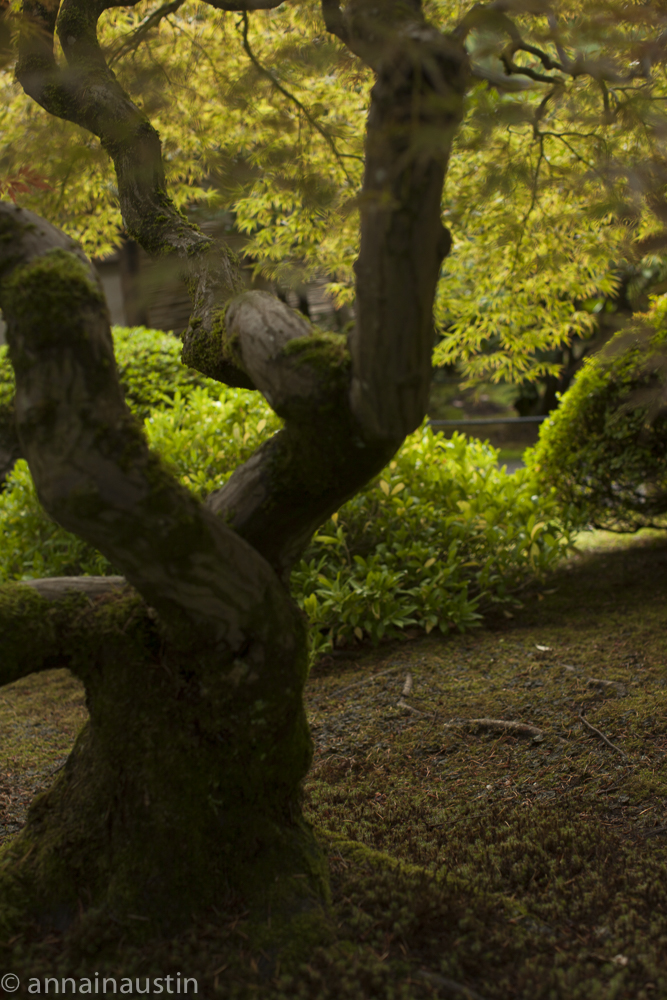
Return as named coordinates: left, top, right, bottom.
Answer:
left=443, top=718, right=544, bottom=738
left=309, top=664, right=404, bottom=704
left=416, top=970, right=491, bottom=1000
left=397, top=698, right=425, bottom=715
left=578, top=714, right=628, bottom=759
left=586, top=678, right=627, bottom=696
left=402, top=673, right=413, bottom=697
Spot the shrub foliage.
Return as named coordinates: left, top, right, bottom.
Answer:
left=0, top=327, right=573, bottom=655
left=527, top=298, right=667, bottom=532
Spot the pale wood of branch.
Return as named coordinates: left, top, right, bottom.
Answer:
left=444, top=719, right=544, bottom=737
left=24, top=577, right=128, bottom=600
left=578, top=714, right=628, bottom=758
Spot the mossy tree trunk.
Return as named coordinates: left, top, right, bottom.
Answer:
left=0, top=0, right=467, bottom=942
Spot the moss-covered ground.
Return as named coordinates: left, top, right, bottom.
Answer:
left=1, top=531, right=667, bottom=998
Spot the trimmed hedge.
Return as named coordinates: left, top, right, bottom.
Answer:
left=527, top=298, right=667, bottom=532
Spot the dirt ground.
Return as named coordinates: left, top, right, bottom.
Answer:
left=1, top=530, right=667, bottom=999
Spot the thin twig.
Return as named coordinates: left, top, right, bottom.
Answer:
left=309, top=665, right=404, bottom=704
left=596, top=781, right=624, bottom=796
left=238, top=11, right=362, bottom=178
left=444, top=718, right=544, bottom=738
left=644, top=826, right=667, bottom=838
left=586, top=678, right=626, bottom=696
left=108, top=0, right=186, bottom=67
left=397, top=698, right=424, bottom=716
left=515, top=41, right=564, bottom=73
left=578, top=714, right=628, bottom=759
left=500, top=53, right=562, bottom=85
left=415, top=969, right=491, bottom=1000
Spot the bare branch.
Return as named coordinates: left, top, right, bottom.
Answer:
left=238, top=12, right=361, bottom=174
left=455, top=2, right=653, bottom=88
left=500, top=50, right=562, bottom=84
left=514, top=40, right=563, bottom=72
left=107, top=0, right=288, bottom=69
left=107, top=0, right=187, bottom=67
left=546, top=11, right=572, bottom=73
left=470, top=64, right=536, bottom=91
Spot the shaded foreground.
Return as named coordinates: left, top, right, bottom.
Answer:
left=2, top=532, right=667, bottom=999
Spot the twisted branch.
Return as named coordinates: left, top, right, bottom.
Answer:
left=16, top=0, right=248, bottom=386
left=0, top=203, right=290, bottom=648
left=10, top=0, right=469, bottom=577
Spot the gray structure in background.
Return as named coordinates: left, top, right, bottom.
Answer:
left=0, top=218, right=347, bottom=344
left=96, top=214, right=347, bottom=334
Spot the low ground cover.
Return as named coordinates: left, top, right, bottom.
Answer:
left=2, top=531, right=666, bottom=998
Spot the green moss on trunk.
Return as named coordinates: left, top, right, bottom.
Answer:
left=0, top=587, right=329, bottom=941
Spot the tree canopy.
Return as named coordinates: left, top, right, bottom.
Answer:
left=2, top=0, right=667, bottom=384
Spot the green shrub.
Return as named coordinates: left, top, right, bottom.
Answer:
left=295, top=429, right=571, bottom=658
left=0, top=383, right=283, bottom=579
left=0, top=326, right=574, bottom=657
left=0, top=325, right=218, bottom=482
left=143, top=386, right=281, bottom=499
left=111, top=325, right=220, bottom=420
left=526, top=298, right=667, bottom=532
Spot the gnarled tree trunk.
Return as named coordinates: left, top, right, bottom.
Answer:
left=0, top=0, right=467, bottom=944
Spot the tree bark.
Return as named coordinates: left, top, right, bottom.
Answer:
left=0, top=0, right=468, bottom=948
left=0, top=206, right=325, bottom=937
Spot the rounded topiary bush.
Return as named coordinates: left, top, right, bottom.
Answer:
left=526, top=298, right=667, bottom=532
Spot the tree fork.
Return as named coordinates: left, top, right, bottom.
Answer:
left=2, top=0, right=470, bottom=951
left=0, top=203, right=327, bottom=936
